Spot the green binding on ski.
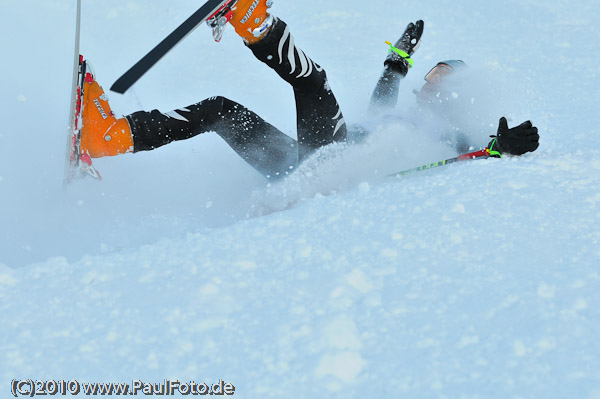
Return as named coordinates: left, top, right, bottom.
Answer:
left=487, top=138, right=502, bottom=158
left=385, top=41, right=414, bottom=68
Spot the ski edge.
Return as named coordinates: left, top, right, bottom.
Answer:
left=63, top=0, right=82, bottom=189
left=63, top=0, right=104, bottom=188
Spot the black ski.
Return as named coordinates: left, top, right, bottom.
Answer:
left=110, top=0, right=231, bottom=94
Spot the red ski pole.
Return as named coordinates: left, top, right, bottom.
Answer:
left=388, top=147, right=499, bottom=178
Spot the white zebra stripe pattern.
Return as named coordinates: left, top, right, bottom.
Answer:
left=164, top=108, right=191, bottom=122
left=277, top=24, right=322, bottom=78
left=332, top=108, right=345, bottom=137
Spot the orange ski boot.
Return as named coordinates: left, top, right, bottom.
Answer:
left=228, top=0, right=274, bottom=44
left=80, top=72, right=134, bottom=158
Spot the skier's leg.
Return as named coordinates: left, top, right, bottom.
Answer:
left=127, top=96, right=298, bottom=178
left=78, top=59, right=298, bottom=177
left=368, top=20, right=424, bottom=115
left=245, top=17, right=347, bottom=160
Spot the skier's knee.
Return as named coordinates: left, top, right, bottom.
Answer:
left=196, top=96, right=226, bottom=113
left=197, top=96, right=245, bottom=116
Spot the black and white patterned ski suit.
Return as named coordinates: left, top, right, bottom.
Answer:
left=125, top=18, right=347, bottom=179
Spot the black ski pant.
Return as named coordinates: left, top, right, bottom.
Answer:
left=126, top=18, right=347, bottom=179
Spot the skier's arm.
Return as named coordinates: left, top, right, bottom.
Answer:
left=487, top=117, right=540, bottom=156
left=368, top=20, right=424, bottom=115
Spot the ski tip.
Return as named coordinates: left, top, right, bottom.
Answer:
left=110, top=81, right=127, bottom=94
left=110, top=73, right=132, bottom=94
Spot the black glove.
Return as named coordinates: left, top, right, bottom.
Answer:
left=488, top=117, right=539, bottom=156
left=385, top=20, right=424, bottom=75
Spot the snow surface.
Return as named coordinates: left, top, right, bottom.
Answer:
left=1, top=0, right=600, bottom=397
